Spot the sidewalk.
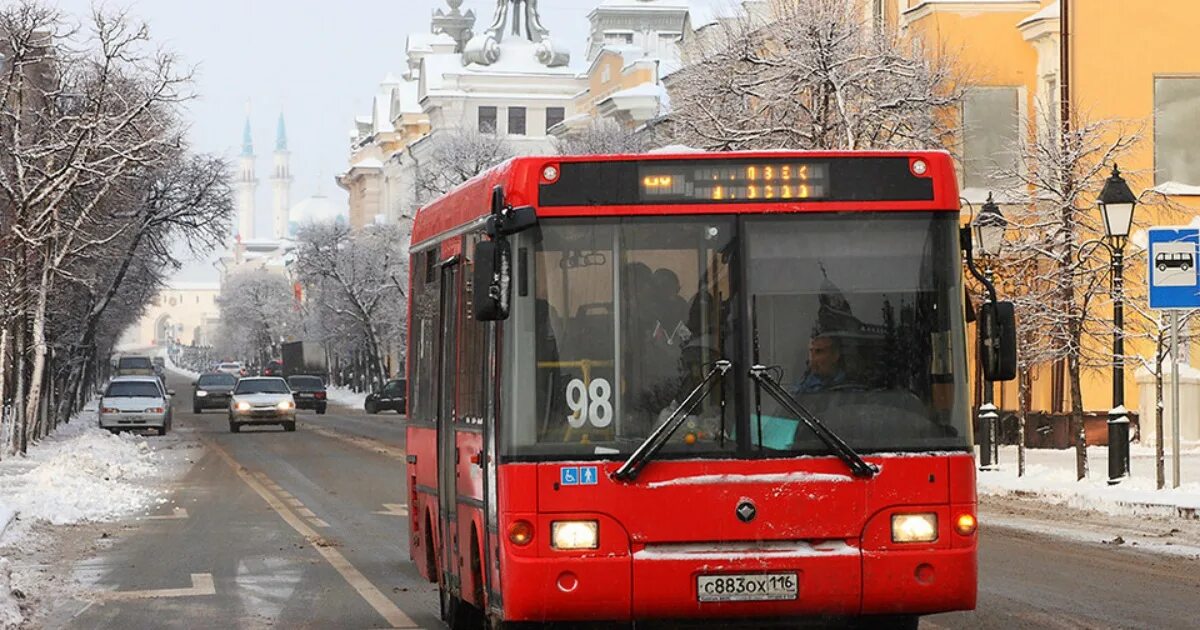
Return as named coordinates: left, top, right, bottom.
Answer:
left=978, top=444, right=1200, bottom=519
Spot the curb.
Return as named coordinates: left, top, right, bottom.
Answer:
left=1113, top=501, right=1200, bottom=520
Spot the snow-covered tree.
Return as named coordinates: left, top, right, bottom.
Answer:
left=555, top=119, right=649, bottom=156
left=993, top=105, right=1159, bottom=480
left=290, top=222, right=409, bottom=391
left=215, top=268, right=300, bottom=366
left=0, top=2, right=230, bottom=454
left=412, top=128, right=512, bottom=206
left=665, top=0, right=963, bottom=151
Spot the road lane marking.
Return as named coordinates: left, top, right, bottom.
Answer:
left=302, top=423, right=406, bottom=461
left=310, top=518, right=331, bottom=528
left=374, top=504, right=409, bottom=517
left=203, top=437, right=417, bottom=628
left=146, top=507, right=189, bottom=520
left=96, top=573, right=215, bottom=601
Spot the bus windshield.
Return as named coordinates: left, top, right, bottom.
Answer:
left=503, top=212, right=968, bottom=459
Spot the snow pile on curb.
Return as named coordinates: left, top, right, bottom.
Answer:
left=0, top=558, right=21, bottom=630
left=326, top=386, right=368, bottom=410
left=164, top=353, right=200, bottom=380
left=0, top=412, right=164, bottom=534
left=978, top=445, right=1200, bottom=517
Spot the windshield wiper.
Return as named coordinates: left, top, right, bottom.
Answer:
left=613, top=359, right=731, bottom=482
left=747, top=365, right=877, bottom=479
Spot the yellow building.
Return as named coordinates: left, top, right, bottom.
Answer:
left=899, top=0, right=1200, bottom=440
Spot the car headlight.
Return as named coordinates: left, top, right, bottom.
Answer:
left=891, top=513, right=938, bottom=543
left=236, top=401, right=251, bottom=411
left=277, top=400, right=295, bottom=410
left=551, top=520, right=599, bottom=550
left=196, top=390, right=208, bottom=397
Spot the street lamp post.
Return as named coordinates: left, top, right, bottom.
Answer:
left=973, top=193, right=1006, bottom=470
left=1097, top=165, right=1137, bottom=485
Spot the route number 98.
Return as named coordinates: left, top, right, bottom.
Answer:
left=566, top=378, right=613, bottom=428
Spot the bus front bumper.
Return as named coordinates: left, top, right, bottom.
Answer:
left=500, top=544, right=976, bottom=623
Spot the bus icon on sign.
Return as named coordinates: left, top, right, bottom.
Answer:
left=1156, top=252, right=1193, bottom=272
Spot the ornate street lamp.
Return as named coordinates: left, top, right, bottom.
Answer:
left=1096, top=165, right=1137, bottom=484
left=970, top=193, right=1006, bottom=470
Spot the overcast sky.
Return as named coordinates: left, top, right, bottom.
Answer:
left=46, top=0, right=726, bottom=281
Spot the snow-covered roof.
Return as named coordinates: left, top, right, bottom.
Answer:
left=608, top=82, right=667, bottom=100
left=407, top=31, right=457, bottom=53
left=371, top=92, right=393, bottom=135
left=392, top=79, right=421, bottom=115
left=348, top=157, right=384, bottom=170
left=687, top=1, right=745, bottom=29
left=289, top=193, right=348, bottom=226
left=1018, top=1, right=1059, bottom=27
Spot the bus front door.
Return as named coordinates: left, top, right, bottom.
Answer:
left=437, top=261, right=460, bottom=597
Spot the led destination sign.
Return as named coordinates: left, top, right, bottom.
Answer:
left=640, top=162, right=829, bottom=201
left=537, top=157, right=936, bottom=206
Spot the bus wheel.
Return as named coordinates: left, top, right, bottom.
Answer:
left=441, top=587, right=482, bottom=629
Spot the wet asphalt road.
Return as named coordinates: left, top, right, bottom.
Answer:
left=42, top=372, right=1200, bottom=629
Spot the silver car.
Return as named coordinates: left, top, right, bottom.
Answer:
left=99, top=375, right=173, bottom=435
left=228, top=377, right=296, bottom=433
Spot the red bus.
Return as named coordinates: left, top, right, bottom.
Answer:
left=407, top=151, right=985, bottom=629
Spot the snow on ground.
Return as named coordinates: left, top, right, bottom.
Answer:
left=163, top=352, right=199, bottom=381
left=326, top=386, right=368, bottom=410
left=0, top=557, right=20, bottom=630
left=0, top=411, right=168, bottom=544
left=978, top=444, right=1200, bottom=518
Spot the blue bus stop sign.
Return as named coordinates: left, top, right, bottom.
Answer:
left=1148, top=227, right=1200, bottom=310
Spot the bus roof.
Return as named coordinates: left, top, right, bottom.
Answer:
left=410, top=150, right=959, bottom=249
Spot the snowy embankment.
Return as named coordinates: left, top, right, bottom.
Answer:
left=326, top=386, right=368, bottom=410
left=978, top=444, right=1200, bottom=518
left=1, top=557, right=20, bottom=630
left=0, top=412, right=166, bottom=540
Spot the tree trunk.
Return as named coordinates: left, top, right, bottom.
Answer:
left=1068, top=352, right=1087, bottom=481
left=14, top=318, right=27, bottom=455
left=23, top=261, right=52, bottom=434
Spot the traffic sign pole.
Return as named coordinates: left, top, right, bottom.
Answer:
left=1171, top=310, right=1182, bottom=489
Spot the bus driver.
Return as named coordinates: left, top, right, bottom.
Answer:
left=792, top=333, right=847, bottom=395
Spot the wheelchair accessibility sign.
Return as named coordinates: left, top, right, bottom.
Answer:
left=1149, top=227, right=1200, bottom=309
left=560, top=466, right=599, bottom=486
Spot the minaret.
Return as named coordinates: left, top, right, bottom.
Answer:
left=271, top=113, right=292, bottom=239
left=236, top=115, right=257, bottom=241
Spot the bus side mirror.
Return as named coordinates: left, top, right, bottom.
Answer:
left=473, top=238, right=511, bottom=321
left=979, top=301, right=1017, bottom=382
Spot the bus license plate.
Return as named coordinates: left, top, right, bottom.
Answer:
left=697, top=573, right=798, bottom=602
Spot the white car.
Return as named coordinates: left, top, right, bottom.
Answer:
left=216, top=362, right=245, bottom=377
left=99, top=375, right=173, bottom=435
left=228, top=377, right=296, bottom=433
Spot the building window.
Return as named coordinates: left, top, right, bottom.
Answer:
left=478, top=106, right=497, bottom=133
left=605, top=31, right=634, bottom=45
left=508, top=106, right=527, bottom=136
left=546, top=107, right=565, bottom=130
left=962, top=87, right=1021, bottom=191
left=1155, top=77, right=1200, bottom=186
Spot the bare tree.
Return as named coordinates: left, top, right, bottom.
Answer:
left=1, top=2, right=194, bottom=432
left=0, top=3, right=228, bottom=454
left=412, top=128, right=512, bottom=206
left=665, top=0, right=963, bottom=151
left=291, top=222, right=408, bottom=391
left=995, top=104, right=1147, bottom=480
left=215, top=268, right=300, bottom=366
left=555, top=119, right=649, bottom=155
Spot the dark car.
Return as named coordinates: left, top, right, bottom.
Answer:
left=192, top=372, right=238, bottom=413
left=263, top=360, right=284, bottom=377
left=286, top=375, right=327, bottom=414
left=365, top=378, right=406, bottom=415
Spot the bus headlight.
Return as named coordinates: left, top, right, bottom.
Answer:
left=891, top=513, right=938, bottom=543
left=551, top=520, right=598, bottom=550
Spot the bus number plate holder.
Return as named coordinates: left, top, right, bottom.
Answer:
left=696, top=573, right=798, bottom=602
